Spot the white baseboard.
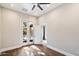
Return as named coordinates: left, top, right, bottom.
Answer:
left=47, top=45, right=75, bottom=56
left=0, top=43, right=28, bottom=53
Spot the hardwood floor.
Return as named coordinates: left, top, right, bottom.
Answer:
left=0, top=44, right=65, bottom=56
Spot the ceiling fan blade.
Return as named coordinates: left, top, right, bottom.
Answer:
left=37, top=4, right=43, bottom=10
left=32, top=5, right=35, bottom=10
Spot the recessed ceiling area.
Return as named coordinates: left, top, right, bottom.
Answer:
left=0, top=3, right=63, bottom=17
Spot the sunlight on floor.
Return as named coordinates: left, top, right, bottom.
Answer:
left=22, top=45, right=46, bottom=56
left=37, top=51, right=46, bottom=55
left=30, top=45, right=41, bottom=51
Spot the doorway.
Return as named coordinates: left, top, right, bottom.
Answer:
left=23, top=21, right=47, bottom=46
left=23, top=21, right=34, bottom=45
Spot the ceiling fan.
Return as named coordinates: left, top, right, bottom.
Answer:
left=32, top=3, right=50, bottom=10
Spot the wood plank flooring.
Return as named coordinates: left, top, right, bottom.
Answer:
left=0, top=44, right=65, bottom=56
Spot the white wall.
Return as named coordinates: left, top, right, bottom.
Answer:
left=39, top=4, right=79, bottom=55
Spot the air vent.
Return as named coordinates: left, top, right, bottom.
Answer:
left=22, top=8, right=27, bottom=11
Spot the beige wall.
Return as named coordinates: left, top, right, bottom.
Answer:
left=0, top=7, right=1, bottom=49
left=0, top=7, right=36, bottom=49
left=39, top=4, right=79, bottom=55
left=1, top=8, right=23, bottom=48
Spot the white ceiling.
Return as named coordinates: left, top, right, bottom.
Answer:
left=0, top=3, right=63, bottom=17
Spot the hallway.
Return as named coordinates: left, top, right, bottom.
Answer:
left=0, top=45, right=64, bottom=56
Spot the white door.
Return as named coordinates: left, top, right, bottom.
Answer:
left=34, top=25, right=42, bottom=44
